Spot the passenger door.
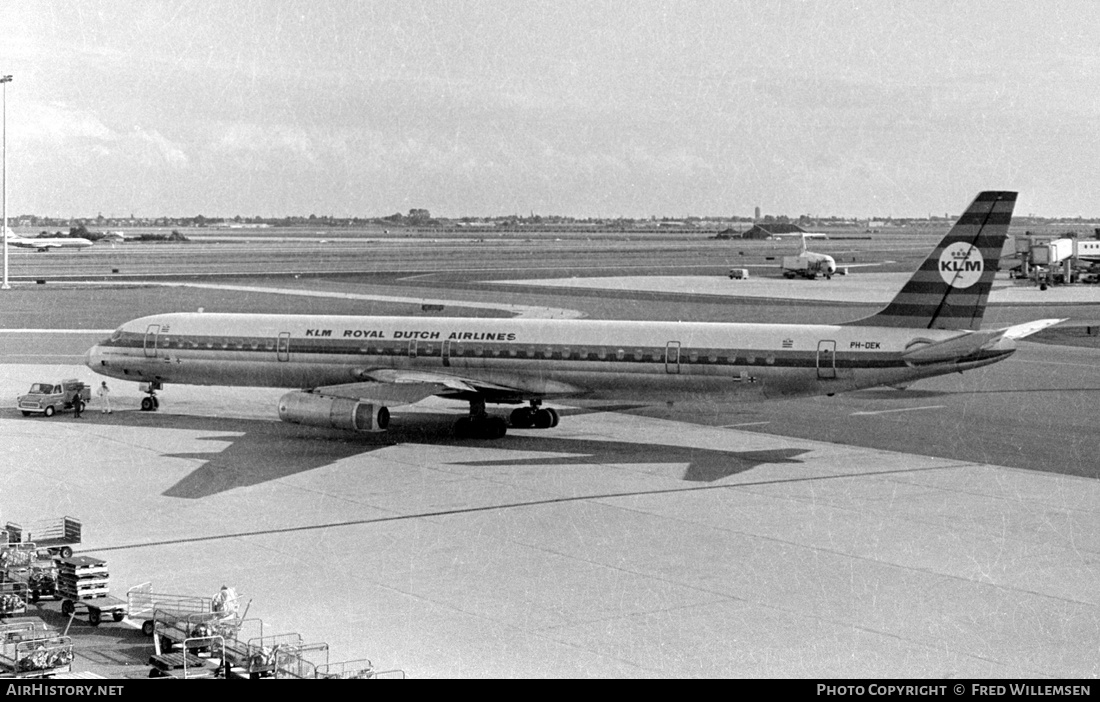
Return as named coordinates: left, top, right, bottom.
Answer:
left=817, top=340, right=836, bottom=379
left=143, top=324, right=160, bottom=358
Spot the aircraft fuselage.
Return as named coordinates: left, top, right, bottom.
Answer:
left=85, top=312, right=1013, bottom=404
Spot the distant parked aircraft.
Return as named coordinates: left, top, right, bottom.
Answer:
left=4, top=227, right=94, bottom=251
left=781, top=233, right=838, bottom=279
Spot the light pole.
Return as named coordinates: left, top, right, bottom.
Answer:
left=1, top=74, right=11, bottom=290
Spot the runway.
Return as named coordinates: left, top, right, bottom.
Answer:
left=2, top=239, right=1099, bottom=678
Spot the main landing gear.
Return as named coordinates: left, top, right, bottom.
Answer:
left=454, top=397, right=508, bottom=439
left=508, top=400, right=559, bottom=429
left=452, top=399, right=560, bottom=439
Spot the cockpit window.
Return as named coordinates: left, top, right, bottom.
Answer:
left=109, top=328, right=123, bottom=343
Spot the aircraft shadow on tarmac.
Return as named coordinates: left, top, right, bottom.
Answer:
left=97, top=408, right=811, bottom=499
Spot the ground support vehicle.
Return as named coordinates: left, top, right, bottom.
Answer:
left=16, top=380, right=90, bottom=418
left=4, top=517, right=82, bottom=559
left=1, top=544, right=58, bottom=603
left=151, top=593, right=249, bottom=656
left=273, top=641, right=330, bottom=679
left=727, top=268, right=749, bottom=280
left=0, top=584, right=27, bottom=620
left=781, top=256, right=833, bottom=279
left=148, top=636, right=225, bottom=679
left=316, top=659, right=406, bottom=679
left=0, top=635, right=73, bottom=678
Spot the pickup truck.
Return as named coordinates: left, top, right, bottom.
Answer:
left=17, top=380, right=91, bottom=417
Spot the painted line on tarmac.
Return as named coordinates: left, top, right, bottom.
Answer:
left=720, top=421, right=771, bottom=428
left=850, top=405, right=945, bottom=416
left=81, top=462, right=971, bottom=555
left=0, top=329, right=114, bottom=333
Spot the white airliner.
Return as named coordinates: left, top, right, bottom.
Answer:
left=4, top=231, right=94, bottom=251
left=84, top=191, right=1060, bottom=439
left=781, top=233, right=838, bottom=279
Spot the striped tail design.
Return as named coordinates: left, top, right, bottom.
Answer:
left=845, top=191, right=1016, bottom=330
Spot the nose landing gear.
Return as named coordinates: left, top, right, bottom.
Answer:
left=140, top=381, right=162, bottom=411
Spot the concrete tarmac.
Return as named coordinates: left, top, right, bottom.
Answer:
left=2, top=269, right=1098, bottom=678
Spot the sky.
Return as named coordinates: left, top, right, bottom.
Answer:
left=2, top=1, right=1099, bottom=219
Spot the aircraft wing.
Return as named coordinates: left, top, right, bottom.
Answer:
left=314, top=369, right=540, bottom=406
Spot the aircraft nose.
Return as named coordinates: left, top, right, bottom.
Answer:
left=84, top=345, right=99, bottom=369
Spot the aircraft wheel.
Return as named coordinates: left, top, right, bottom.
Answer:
left=533, top=409, right=554, bottom=429
left=152, top=396, right=160, bottom=410
left=44, top=406, right=55, bottom=417
left=509, top=407, right=534, bottom=428
left=546, top=408, right=560, bottom=427
left=376, top=406, right=390, bottom=430
left=454, top=417, right=473, bottom=439
left=141, top=397, right=155, bottom=411
left=485, top=416, right=508, bottom=439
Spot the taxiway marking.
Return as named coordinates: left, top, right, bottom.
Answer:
left=850, top=405, right=945, bottom=416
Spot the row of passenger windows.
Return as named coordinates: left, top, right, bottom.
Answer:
left=148, top=336, right=782, bottom=364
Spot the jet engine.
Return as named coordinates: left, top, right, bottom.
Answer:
left=277, top=391, right=390, bottom=432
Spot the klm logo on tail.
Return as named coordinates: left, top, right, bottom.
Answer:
left=846, top=191, right=1016, bottom=330
left=938, top=243, right=984, bottom=289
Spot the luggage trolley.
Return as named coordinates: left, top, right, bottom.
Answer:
left=0, top=635, right=73, bottom=678
left=148, top=635, right=225, bottom=679
left=214, top=629, right=306, bottom=679
left=273, top=641, right=330, bottom=679
left=56, top=557, right=127, bottom=628
left=3, top=518, right=81, bottom=560
left=316, top=659, right=408, bottom=679
left=126, top=582, right=211, bottom=637
left=151, top=588, right=249, bottom=656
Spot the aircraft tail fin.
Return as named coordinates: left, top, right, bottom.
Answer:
left=845, top=191, right=1016, bottom=330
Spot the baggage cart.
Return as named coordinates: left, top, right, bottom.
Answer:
left=316, top=659, right=407, bottom=679
left=0, top=583, right=27, bottom=620
left=0, top=635, right=73, bottom=678
left=150, top=588, right=248, bottom=657
left=56, top=556, right=126, bottom=628
left=214, top=628, right=308, bottom=680
left=4, top=518, right=81, bottom=559
left=148, top=635, right=224, bottom=679
left=126, top=582, right=213, bottom=637
left=0, top=619, right=53, bottom=644
left=273, top=641, right=330, bottom=679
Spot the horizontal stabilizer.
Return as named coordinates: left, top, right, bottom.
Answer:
left=902, top=331, right=1004, bottom=363
left=902, top=318, right=1065, bottom=364
left=1000, top=318, right=1065, bottom=340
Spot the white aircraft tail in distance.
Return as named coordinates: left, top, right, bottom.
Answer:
left=84, top=191, right=1061, bottom=439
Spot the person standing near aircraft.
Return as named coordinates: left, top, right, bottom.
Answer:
left=97, top=381, right=111, bottom=413
left=72, top=395, right=83, bottom=418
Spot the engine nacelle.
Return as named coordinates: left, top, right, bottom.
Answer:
left=277, top=391, right=390, bottom=432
